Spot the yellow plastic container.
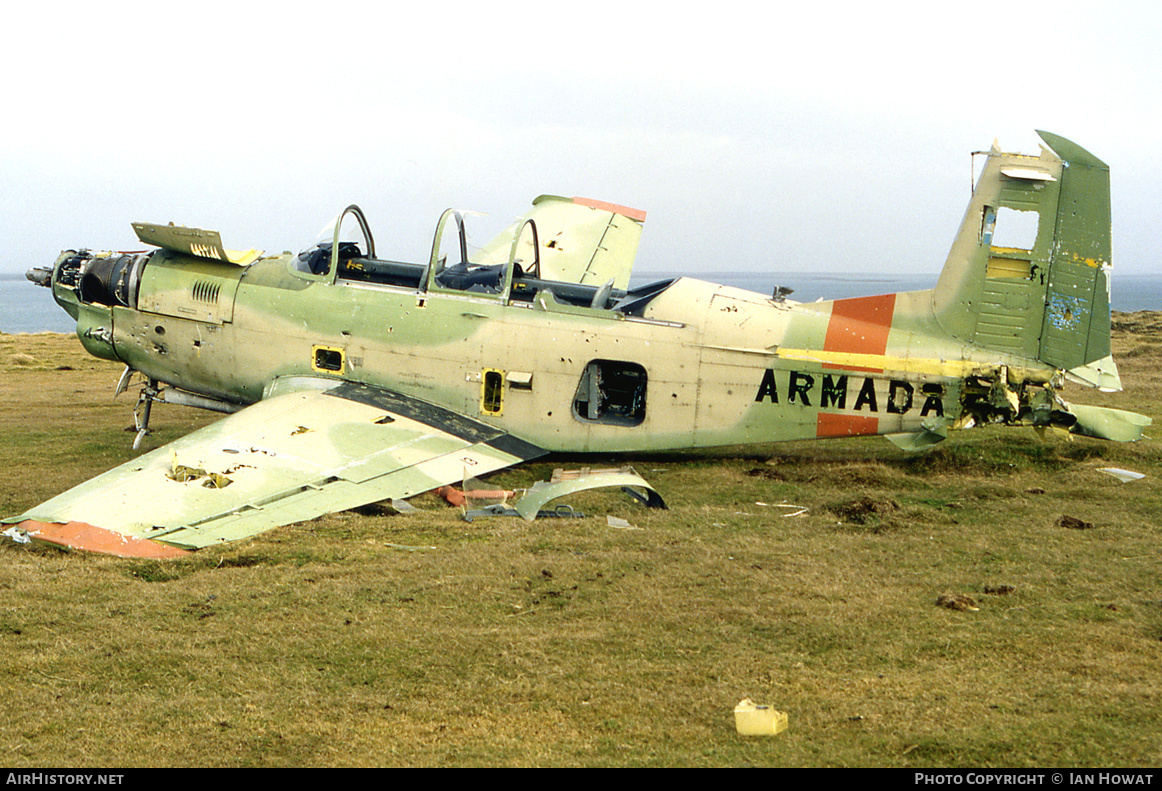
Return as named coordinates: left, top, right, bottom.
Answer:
left=734, top=698, right=788, bottom=736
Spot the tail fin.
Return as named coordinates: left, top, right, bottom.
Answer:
left=933, top=131, right=1118, bottom=389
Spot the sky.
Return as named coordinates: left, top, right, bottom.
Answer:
left=2, top=0, right=1159, bottom=280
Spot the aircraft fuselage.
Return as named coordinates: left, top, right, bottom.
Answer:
left=58, top=248, right=1055, bottom=456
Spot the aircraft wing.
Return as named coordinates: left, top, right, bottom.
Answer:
left=475, top=196, right=646, bottom=290
left=5, top=379, right=544, bottom=558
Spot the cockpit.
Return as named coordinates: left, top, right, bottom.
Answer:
left=290, top=205, right=675, bottom=315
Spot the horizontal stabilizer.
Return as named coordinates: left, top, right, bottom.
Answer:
left=476, top=195, right=645, bottom=289
left=1066, top=403, right=1151, bottom=442
left=1065, top=355, right=1123, bottom=392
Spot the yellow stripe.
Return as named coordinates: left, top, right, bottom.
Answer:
left=773, top=348, right=1054, bottom=382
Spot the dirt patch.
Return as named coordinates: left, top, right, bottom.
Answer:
left=937, top=593, right=980, bottom=612
left=1057, top=514, right=1095, bottom=530
left=829, top=495, right=899, bottom=524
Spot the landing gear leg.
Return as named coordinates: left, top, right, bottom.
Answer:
left=133, top=378, right=159, bottom=451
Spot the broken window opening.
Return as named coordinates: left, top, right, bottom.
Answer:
left=573, top=360, right=647, bottom=426
left=313, top=346, right=344, bottom=373
left=984, top=206, right=1042, bottom=280
left=482, top=369, right=504, bottom=415
left=990, top=207, right=1039, bottom=252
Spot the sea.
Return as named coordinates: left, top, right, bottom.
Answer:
left=2, top=270, right=1160, bottom=334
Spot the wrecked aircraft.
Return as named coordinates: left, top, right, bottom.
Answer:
left=4, top=131, right=1150, bottom=558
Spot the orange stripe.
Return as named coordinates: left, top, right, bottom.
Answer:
left=816, top=413, right=879, bottom=438
left=16, top=520, right=191, bottom=559
left=822, top=293, right=897, bottom=372
left=571, top=197, right=647, bottom=222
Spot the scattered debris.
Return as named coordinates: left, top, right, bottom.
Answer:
left=513, top=466, right=665, bottom=521
left=936, top=593, right=979, bottom=612
left=436, top=484, right=514, bottom=509
left=388, top=498, right=419, bottom=514
left=983, top=584, right=1016, bottom=595
left=734, top=698, right=788, bottom=736
left=1096, top=467, right=1145, bottom=483
left=466, top=503, right=585, bottom=520
left=1024, top=487, right=1046, bottom=495
left=2, top=527, right=30, bottom=545
left=383, top=542, right=435, bottom=552
left=754, top=501, right=809, bottom=517
left=755, top=501, right=803, bottom=509
left=1057, top=515, right=1095, bottom=530
left=435, top=470, right=661, bottom=522
left=440, top=480, right=518, bottom=522
left=606, top=515, right=641, bottom=530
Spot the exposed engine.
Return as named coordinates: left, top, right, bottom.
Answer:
left=35, top=249, right=152, bottom=309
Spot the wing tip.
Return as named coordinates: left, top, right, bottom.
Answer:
left=13, top=520, right=192, bottom=559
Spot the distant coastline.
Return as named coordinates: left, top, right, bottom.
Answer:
left=3, top=270, right=1160, bottom=334
left=631, top=270, right=1162, bottom=312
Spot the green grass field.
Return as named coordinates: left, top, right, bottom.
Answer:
left=1, top=318, right=1160, bottom=767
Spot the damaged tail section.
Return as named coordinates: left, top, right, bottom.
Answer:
left=928, top=131, right=1147, bottom=442
left=934, top=130, right=1116, bottom=386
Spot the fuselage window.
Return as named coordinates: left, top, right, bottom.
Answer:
left=313, top=346, right=344, bottom=373
left=573, top=360, right=647, bottom=426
